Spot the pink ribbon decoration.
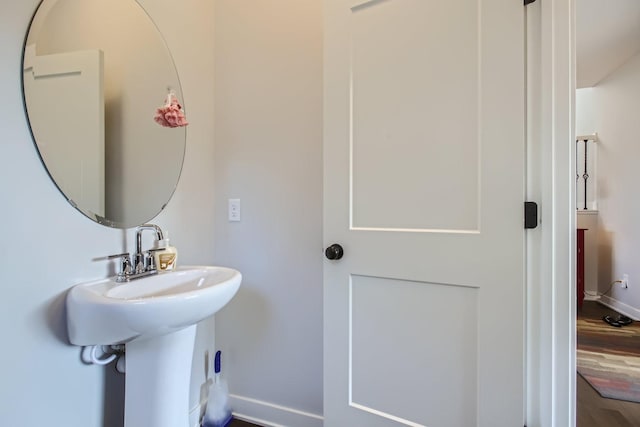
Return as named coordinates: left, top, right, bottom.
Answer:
left=154, top=91, right=189, bottom=128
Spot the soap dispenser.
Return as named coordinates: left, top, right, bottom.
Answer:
left=154, top=231, right=178, bottom=271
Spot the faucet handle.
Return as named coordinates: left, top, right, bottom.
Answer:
left=107, top=253, right=132, bottom=280
left=145, top=249, right=164, bottom=271
left=107, top=252, right=129, bottom=258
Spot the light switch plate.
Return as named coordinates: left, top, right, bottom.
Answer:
left=228, top=199, right=241, bottom=222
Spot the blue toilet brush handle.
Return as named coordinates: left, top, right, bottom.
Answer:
left=215, top=350, right=221, bottom=374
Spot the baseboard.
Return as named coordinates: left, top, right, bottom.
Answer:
left=189, top=403, right=202, bottom=427
left=229, top=394, right=323, bottom=427
left=583, top=294, right=600, bottom=302
left=598, top=295, right=640, bottom=321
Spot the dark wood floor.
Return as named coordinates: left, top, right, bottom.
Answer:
left=577, top=301, right=640, bottom=427
left=229, top=418, right=261, bottom=427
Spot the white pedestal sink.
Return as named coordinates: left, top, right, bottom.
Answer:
left=66, top=266, right=241, bottom=427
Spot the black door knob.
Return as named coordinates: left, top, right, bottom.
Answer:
left=325, top=244, right=344, bottom=260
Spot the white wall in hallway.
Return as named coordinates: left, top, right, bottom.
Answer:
left=577, top=52, right=640, bottom=317
left=576, top=88, right=595, bottom=136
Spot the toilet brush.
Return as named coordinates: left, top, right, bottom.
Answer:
left=202, top=351, right=232, bottom=427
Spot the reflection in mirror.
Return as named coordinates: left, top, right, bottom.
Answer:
left=22, top=0, right=186, bottom=228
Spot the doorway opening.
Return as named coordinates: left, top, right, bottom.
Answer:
left=574, top=1, right=640, bottom=424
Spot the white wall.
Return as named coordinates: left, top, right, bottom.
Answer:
left=0, top=1, right=215, bottom=426
left=575, top=88, right=595, bottom=136
left=213, top=0, right=324, bottom=425
left=583, top=52, right=640, bottom=316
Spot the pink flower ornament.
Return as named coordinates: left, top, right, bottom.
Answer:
left=154, top=92, right=189, bottom=128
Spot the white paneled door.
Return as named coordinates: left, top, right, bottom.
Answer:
left=323, top=0, right=526, bottom=426
left=23, top=46, right=105, bottom=218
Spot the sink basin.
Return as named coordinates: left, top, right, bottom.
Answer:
left=67, top=265, right=241, bottom=345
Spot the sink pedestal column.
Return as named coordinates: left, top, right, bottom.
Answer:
left=124, top=325, right=197, bottom=427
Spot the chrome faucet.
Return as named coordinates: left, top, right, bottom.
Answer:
left=134, top=224, right=165, bottom=273
left=109, top=224, right=165, bottom=282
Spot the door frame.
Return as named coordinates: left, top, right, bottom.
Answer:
left=526, top=0, right=575, bottom=426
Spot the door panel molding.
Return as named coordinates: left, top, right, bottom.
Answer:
left=349, top=274, right=479, bottom=426
left=348, top=0, right=481, bottom=233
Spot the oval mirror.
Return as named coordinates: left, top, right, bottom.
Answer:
left=22, top=0, right=186, bottom=228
